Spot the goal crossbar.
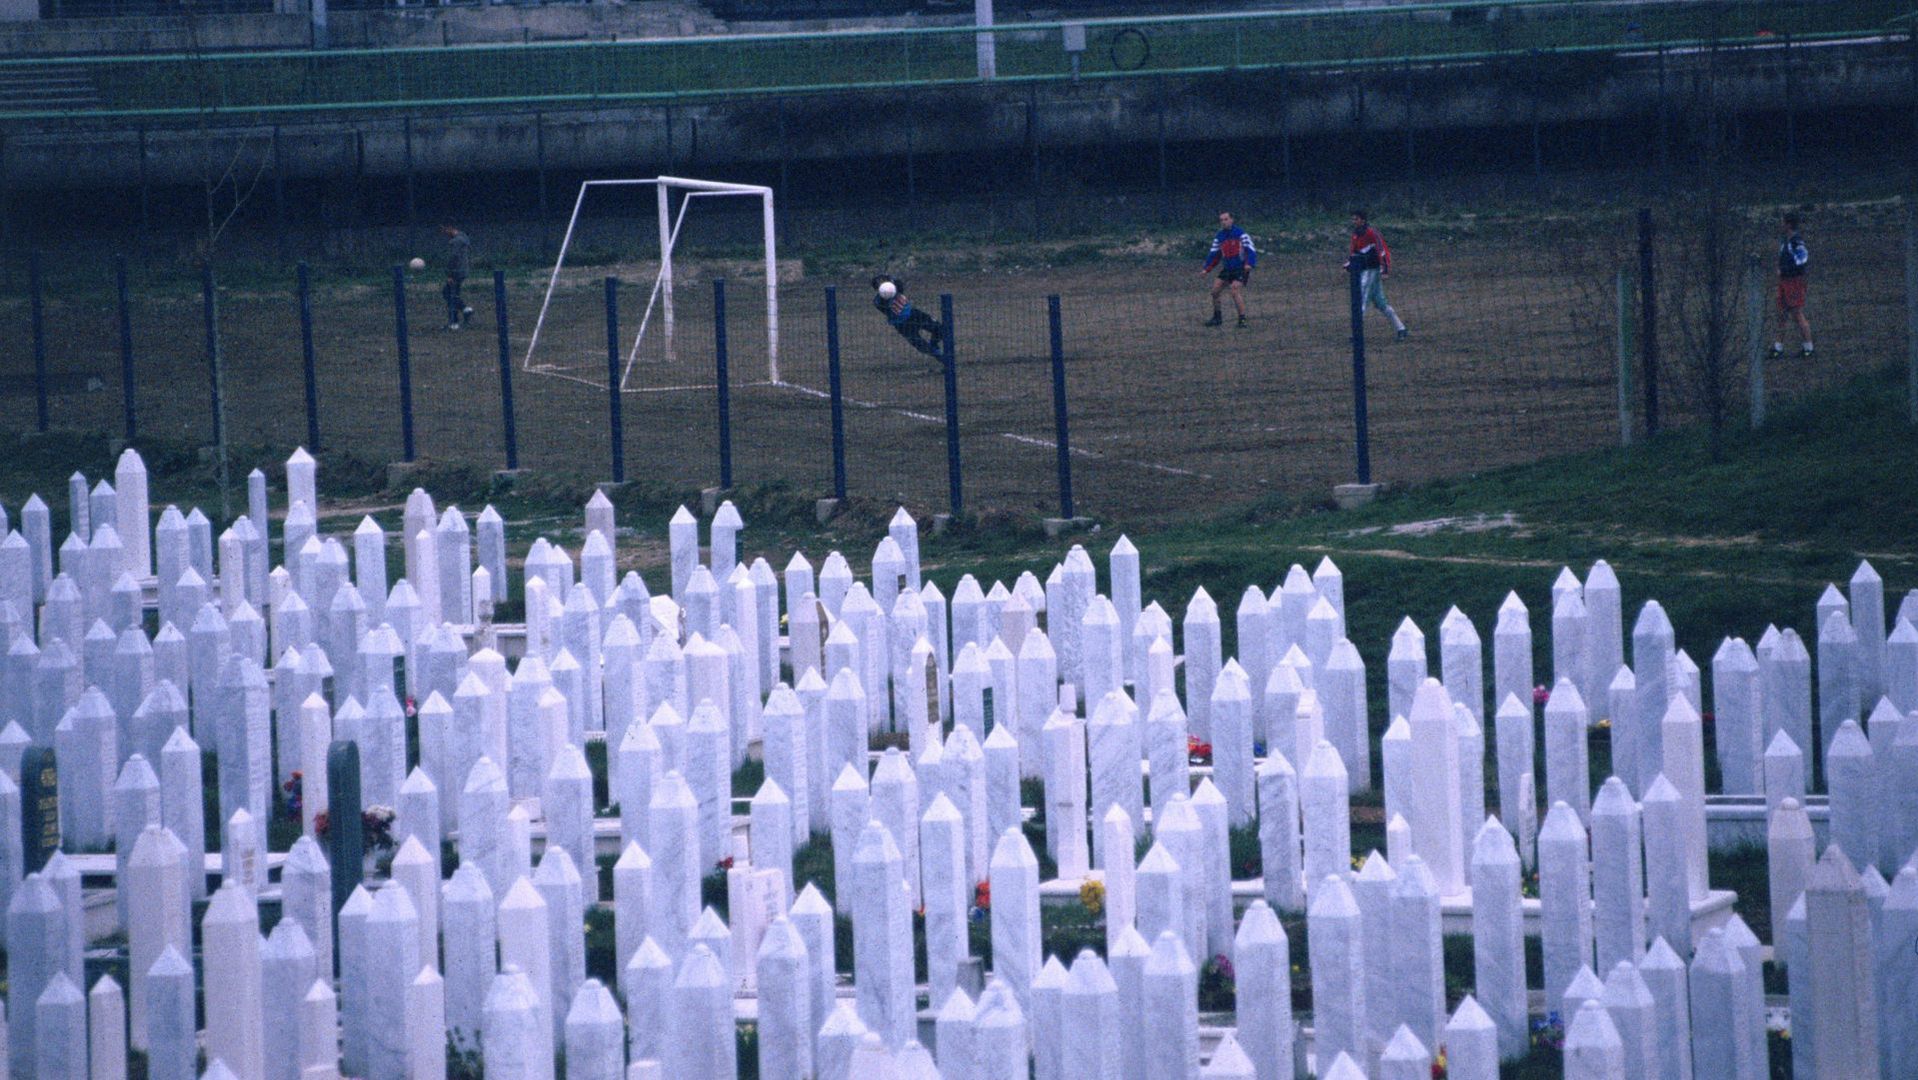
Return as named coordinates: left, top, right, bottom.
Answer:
left=523, top=176, right=779, bottom=388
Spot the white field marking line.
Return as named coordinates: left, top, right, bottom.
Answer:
left=618, top=379, right=778, bottom=395
left=526, top=367, right=610, bottom=390
left=781, top=381, right=1212, bottom=480
left=522, top=365, right=775, bottom=395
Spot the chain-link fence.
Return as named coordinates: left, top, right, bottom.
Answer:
left=3, top=196, right=1910, bottom=524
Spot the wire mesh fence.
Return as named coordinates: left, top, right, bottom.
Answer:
left=0, top=197, right=1911, bottom=524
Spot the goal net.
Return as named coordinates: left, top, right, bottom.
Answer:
left=522, top=177, right=780, bottom=391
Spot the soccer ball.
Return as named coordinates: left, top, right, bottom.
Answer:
left=408, top=257, right=426, bottom=271
left=877, top=281, right=897, bottom=300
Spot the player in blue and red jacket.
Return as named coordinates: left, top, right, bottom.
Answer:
left=1199, top=212, right=1258, bottom=327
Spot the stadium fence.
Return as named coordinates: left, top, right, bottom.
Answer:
left=2, top=201, right=1912, bottom=526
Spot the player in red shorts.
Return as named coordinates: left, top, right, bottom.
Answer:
left=1772, top=213, right=1813, bottom=357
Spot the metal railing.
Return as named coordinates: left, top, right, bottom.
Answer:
left=0, top=0, right=1911, bottom=121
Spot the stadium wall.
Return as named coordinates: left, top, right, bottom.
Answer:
left=4, top=37, right=1909, bottom=192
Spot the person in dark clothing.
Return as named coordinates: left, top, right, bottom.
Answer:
left=442, top=224, right=474, bottom=330
left=1773, top=213, right=1813, bottom=357
left=871, top=275, right=945, bottom=360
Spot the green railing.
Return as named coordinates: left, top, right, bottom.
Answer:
left=2, top=0, right=1912, bottom=121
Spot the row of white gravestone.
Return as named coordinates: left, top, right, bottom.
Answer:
left=4, top=449, right=1916, bottom=1079
left=15, top=447, right=1908, bottom=846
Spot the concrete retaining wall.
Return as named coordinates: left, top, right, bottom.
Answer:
left=2, top=38, right=1909, bottom=192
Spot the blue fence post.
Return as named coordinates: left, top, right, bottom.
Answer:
left=940, top=293, right=962, bottom=516
left=115, top=255, right=136, bottom=443
left=1346, top=264, right=1373, bottom=486
left=202, top=264, right=223, bottom=450
left=298, top=261, right=320, bottom=451
left=714, top=278, right=733, bottom=489
left=392, top=265, right=415, bottom=462
left=825, top=285, right=847, bottom=500
left=1047, top=294, right=1073, bottom=519
left=29, top=250, right=47, bottom=433
left=605, top=276, right=625, bottom=484
left=494, top=270, right=519, bottom=471
left=203, top=262, right=233, bottom=518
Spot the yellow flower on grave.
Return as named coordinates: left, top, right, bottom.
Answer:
left=1596, top=717, right=1613, bottom=730
left=1079, top=878, right=1106, bottom=915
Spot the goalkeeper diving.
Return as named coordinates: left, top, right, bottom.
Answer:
left=871, top=275, right=946, bottom=359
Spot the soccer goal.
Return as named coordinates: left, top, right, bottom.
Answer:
left=522, top=176, right=780, bottom=391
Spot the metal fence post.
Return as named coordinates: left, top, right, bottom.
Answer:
left=941, top=293, right=963, bottom=515
left=298, top=261, right=320, bottom=451
left=1047, top=294, right=1074, bottom=519
left=1745, top=257, right=1766, bottom=429
left=202, top=264, right=230, bottom=519
left=1615, top=267, right=1633, bottom=446
left=115, top=255, right=136, bottom=442
left=391, top=265, right=416, bottom=462
left=1907, top=204, right=1917, bottom=425
left=1638, top=208, right=1660, bottom=436
left=1346, top=265, right=1372, bottom=485
left=29, top=250, right=47, bottom=433
left=825, top=285, right=847, bottom=500
left=494, top=270, right=519, bottom=470
left=606, top=276, right=625, bottom=484
left=714, top=278, right=733, bottom=489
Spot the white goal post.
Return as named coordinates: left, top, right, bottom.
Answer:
left=523, top=176, right=779, bottom=389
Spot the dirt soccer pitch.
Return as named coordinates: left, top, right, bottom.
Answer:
left=3, top=204, right=1906, bottom=525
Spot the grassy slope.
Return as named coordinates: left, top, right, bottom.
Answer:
left=5, top=362, right=1909, bottom=727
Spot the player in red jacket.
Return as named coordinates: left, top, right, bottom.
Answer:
left=1344, top=211, right=1408, bottom=340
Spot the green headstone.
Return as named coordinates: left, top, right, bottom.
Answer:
left=19, top=745, right=58, bottom=874
left=325, top=740, right=364, bottom=924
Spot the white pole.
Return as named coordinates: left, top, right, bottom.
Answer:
left=764, top=189, right=779, bottom=385
left=628, top=192, right=700, bottom=383
left=975, top=0, right=996, bottom=78
left=524, top=182, right=594, bottom=371
left=658, top=182, right=675, bottom=363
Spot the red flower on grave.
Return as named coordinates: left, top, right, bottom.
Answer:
left=716, top=856, right=735, bottom=871
left=1700, top=711, right=1715, bottom=726
left=1187, top=734, right=1212, bottom=766
left=404, top=697, right=418, bottom=719
left=974, top=880, right=991, bottom=911
left=1533, top=685, right=1551, bottom=706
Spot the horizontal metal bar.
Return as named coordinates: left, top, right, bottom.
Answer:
left=0, top=0, right=1903, bottom=68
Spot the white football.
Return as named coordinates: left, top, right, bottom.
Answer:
left=877, top=281, right=897, bottom=299
left=408, top=257, right=426, bottom=271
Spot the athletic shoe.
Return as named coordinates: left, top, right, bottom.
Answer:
left=1770, top=343, right=1784, bottom=357
left=1395, top=327, right=1409, bottom=340
left=462, top=306, right=475, bottom=321
left=1204, top=312, right=1223, bottom=327
left=1236, top=315, right=1248, bottom=328
left=1802, top=343, right=1814, bottom=356
left=446, top=323, right=461, bottom=331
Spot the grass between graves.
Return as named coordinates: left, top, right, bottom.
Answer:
left=6, top=339, right=1907, bottom=1075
